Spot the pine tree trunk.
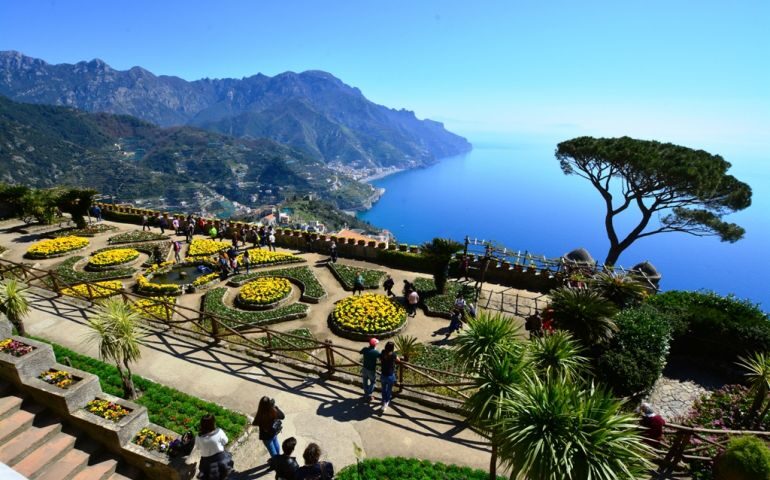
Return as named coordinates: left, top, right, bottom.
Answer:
left=12, top=316, right=26, bottom=336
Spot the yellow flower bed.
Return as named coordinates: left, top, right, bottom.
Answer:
left=193, top=272, right=220, bottom=287
left=27, top=236, right=89, bottom=258
left=134, top=427, right=174, bottom=453
left=332, top=294, right=407, bottom=335
left=187, top=239, right=229, bottom=257
left=238, top=277, right=292, bottom=306
left=131, top=296, right=177, bottom=321
left=86, top=399, right=130, bottom=422
left=61, top=280, right=123, bottom=300
left=145, top=261, right=175, bottom=274
left=89, top=248, right=140, bottom=267
left=136, top=275, right=181, bottom=295
left=237, top=249, right=301, bottom=265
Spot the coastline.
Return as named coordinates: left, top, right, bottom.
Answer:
left=359, top=167, right=405, bottom=183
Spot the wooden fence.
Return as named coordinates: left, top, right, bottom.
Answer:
left=0, top=258, right=474, bottom=408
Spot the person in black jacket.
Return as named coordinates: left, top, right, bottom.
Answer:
left=254, top=396, right=285, bottom=458
left=270, top=437, right=300, bottom=480
left=295, top=443, right=334, bottom=480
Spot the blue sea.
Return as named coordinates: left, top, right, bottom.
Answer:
left=359, top=136, right=770, bottom=310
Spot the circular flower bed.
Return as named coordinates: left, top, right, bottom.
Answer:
left=187, top=238, right=229, bottom=258
left=330, top=294, right=407, bottom=340
left=87, top=248, right=140, bottom=270
left=237, top=277, right=292, bottom=309
left=26, top=236, right=89, bottom=259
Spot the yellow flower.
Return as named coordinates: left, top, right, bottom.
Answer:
left=187, top=239, right=229, bottom=257
left=237, top=249, right=300, bottom=265
left=27, top=236, right=89, bottom=257
left=61, top=281, right=123, bottom=300
left=332, top=294, right=406, bottom=334
left=238, top=277, right=292, bottom=305
left=131, top=296, right=176, bottom=321
left=89, top=248, right=140, bottom=267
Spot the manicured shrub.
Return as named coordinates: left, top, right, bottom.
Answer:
left=714, top=436, right=770, bottom=480
left=375, top=249, right=434, bottom=274
left=593, top=305, right=672, bottom=397
left=336, top=457, right=505, bottom=480
left=646, top=291, right=770, bottom=363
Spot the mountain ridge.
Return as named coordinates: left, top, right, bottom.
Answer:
left=0, top=51, right=471, bottom=169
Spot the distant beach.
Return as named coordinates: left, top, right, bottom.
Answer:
left=360, top=167, right=405, bottom=183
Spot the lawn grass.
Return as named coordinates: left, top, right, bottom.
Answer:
left=202, top=287, right=309, bottom=329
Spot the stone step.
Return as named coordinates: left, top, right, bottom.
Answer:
left=109, top=473, right=136, bottom=480
left=0, top=394, right=23, bottom=420
left=0, top=422, right=61, bottom=465
left=36, top=447, right=91, bottom=480
left=13, top=432, right=77, bottom=478
left=0, top=408, right=36, bottom=443
left=70, top=459, right=118, bottom=480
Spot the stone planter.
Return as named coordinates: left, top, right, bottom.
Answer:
left=125, top=423, right=195, bottom=480
left=72, top=393, right=148, bottom=449
left=21, top=363, right=101, bottom=416
left=0, top=336, right=55, bottom=386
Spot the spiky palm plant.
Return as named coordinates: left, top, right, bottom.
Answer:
left=0, top=278, right=30, bottom=336
left=495, top=376, right=653, bottom=480
left=589, top=271, right=648, bottom=308
left=465, top=353, right=526, bottom=479
left=84, top=298, right=148, bottom=399
left=736, top=352, right=770, bottom=427
left=420, top=237, right=463, bottom=293
left=453, top=310, right=522, bottom=372
left=393, top=334, right=420, bottom=362
left=526, top=330, right=590, bottom=383
left=549, top=287, right=618, bottom=347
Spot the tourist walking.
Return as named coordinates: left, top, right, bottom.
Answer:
left=447, top=309, right=463, bottom=338
left=209, top=225, right=218, bottom=240
left=382, top=275, right=395, bottom=297
left=159, top=216, right=168, bottom=235
left=329, top=240, right=338, bottom=263
left=458, top=255, right=470, bottom=281
left=92, top=205, right=102, bottom=222
left=525, top=313, right=543, bottom=339
left=379, top=341, right=399, bottom=412
left=186, top=221, right=195, bottom=242
left=194, top=414, right=234, bottom=480
left=270, top=437, right=300, bottom=480
left=243, top=250, right=251, bottom=274
left=360, top=338, right=380, bottom=402
left=230, top=256, right=240, bottom=275
left=172, top=240, right=182, bottom=263
left=407, top=289, right=419, bottom=317
left=142, top=214, right=150, bottom=231
left=269, top=232, right=276, bottom=251
left=295, top=443, right=334, bottom=480
left=254, top=396, right=285, bottom=458
left=172, top=217, right=180, bottom=235
left=353, top=273, right=365, bottom=295
left=259, top=227, right=267, bottom=248
left=153, top=245, right=163, bottom=267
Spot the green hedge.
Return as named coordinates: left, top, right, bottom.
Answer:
left=413, top=278, right=477, bottom=317
left=44, top=341, right=248, bottom=442
left=230, top=266, right=325, bottom=302
left=336, top=457, right=504, bottom=480
left=375, top=250, right=435, bottom=274
left=593, top=305, right=672, bottom=397
left=202, top=287, right=308, bottom=328
left=328, top=263, right=386, bottom=290
left=49, top=256, right=135, bottom=285
left=109, top=230, right=169, bottom=244
left=646, top=291, right=770, bottom=363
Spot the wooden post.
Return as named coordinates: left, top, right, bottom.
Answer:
left=163, top=300, right=172, bottom=323
left=210, top=315, right=220, bottom=340
left=50, top=275, right=62, bottom=297
left=655, top=430, right=692, bottom=478
left=324, top=340, right=336, bottom=373
left=398, top=362, right=404, bottom=393
left=265, top=331, right=274, bottom=356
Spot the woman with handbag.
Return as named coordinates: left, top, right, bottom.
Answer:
left=254, top=396, right=285, bottom=458
left=195, top=414, right=234, bottom=479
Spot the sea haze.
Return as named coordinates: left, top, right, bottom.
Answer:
left=359, top=136, right=770, bottom=310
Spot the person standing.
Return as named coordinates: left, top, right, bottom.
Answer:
left=379, top=341, right=399, bottom=412
left=269, top=232, right=276, bottom=252
left=353, top=273, right=365, bottom=295
left=640, top=403, right=666, bottom=444
left=92, top=205, right=102, bottom=222
left=360, top=338, right=380, bottom=402
left=159, top=216, right=168, bottom=235
left=243, top=249, right=251, bottom=274
left=153, top=245, right=163, bottom=267
left=270, top=437, right=300, bottom=480
left=254, top=396, right=285, bottom=458
left=172, top=217, right=180, bottom=235
left=142, top=214, right=150, bottom=231
left=194, top=414, right=233, bottom=480
left=458, top=255, right=470, bottom=281
left=295, top=443, right=334, bottom=480
left=382, top=275, right=395, bottom=297
left=172, top=240, right=182, bottom=263
left=186, top=221, right=195, bottom=242
left=329, top=240, right=338, bottom=263
left=407, top=289, right=420, bottom=317
left=209, top=225, right=218, bottom=240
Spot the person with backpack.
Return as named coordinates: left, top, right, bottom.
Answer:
left=270, top=437, right=300, bottom=480
left=194, top=414, right=234, bottom=480
left=254, top=396, right=285, bottom=458
left=295, top=443, right=334, bottom=480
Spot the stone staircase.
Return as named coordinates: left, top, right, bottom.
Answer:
left=0, top=382, right=143, bottom=480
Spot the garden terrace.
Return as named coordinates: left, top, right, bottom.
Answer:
left=327, top=262, right=386, bottom=290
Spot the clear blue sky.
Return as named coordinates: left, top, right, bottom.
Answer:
left=1, top=0, right=769, bottom=151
